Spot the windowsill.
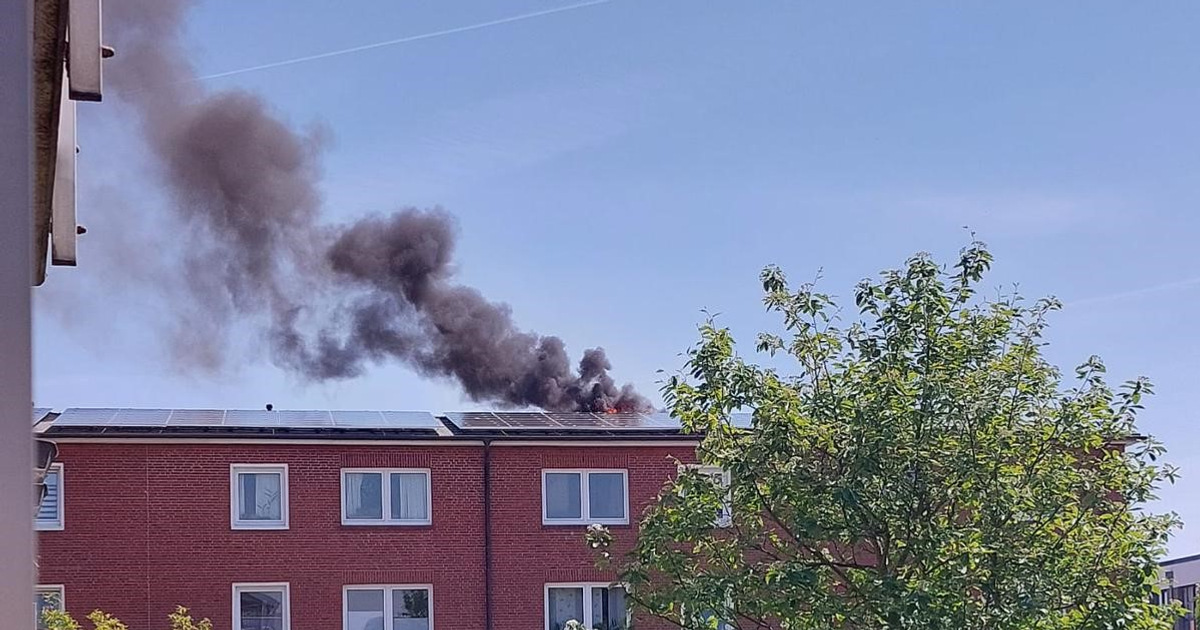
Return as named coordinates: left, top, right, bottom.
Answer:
left=542, top=520, right=630, bottom=527
left=231, top=522, right=289, bottom=530
left=34, top=523, right=63, bottom=532
left=341, top=520, right=433, bottom=527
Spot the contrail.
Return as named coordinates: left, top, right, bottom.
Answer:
left=197, top=0, right=612, bottom=82
left=1066, top=276, right=1200, bottom=308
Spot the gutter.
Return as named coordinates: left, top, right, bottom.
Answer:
left=483, top=438, right=493, bottom=630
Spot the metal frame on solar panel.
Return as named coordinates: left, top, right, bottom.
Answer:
left=32, top=407, right=52, bottom=425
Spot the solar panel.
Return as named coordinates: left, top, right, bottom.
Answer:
left=51, top=408, right=442, bottom=431
left=379, top=411, right=443, bottom=429
left=449, top=411, right=511, bottom=429
left=167, top=409, right=225, bottom=426
left=52, top=408, right=120, bottom=426
left=274, top=410, right=333, bottom=427
left=331, top=410, right=387, bottom=427
left=32, top=407, right=52, bottom=425
left=492, top=411, right=558, bottom=427
left=111, top=408, right=172, bottom=426
left=440, top=410, right=756, bottom=432
left=224, top=410, right=287, bottom=428
left=553, top=414, right=609, bottom=428
left=443, top=411, right=687, bottom=432
left=329, top=410, right=444, bottom=429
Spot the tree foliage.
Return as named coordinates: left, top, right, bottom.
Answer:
left=589, top=244, right=1179, bottom=630
left=42, top=606, right=211, bottom=630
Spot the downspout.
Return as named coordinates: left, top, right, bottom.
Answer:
left=483, top=439, right=493, bottom=630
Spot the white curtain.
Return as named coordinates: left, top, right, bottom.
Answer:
left=240, top=473, right=281, bottom=520
left=591, top=587, right=628, bottom=630
left=391, top=473, right=428, bottom=521
left=345, top=473, right=365, bottom=517
left=548, top=588, right=584, bottom=630
left=346, top=473, right=383, bottom=519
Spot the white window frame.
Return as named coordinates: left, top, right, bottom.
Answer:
left=342, top=584, right=433, bottom=630
left=544, top=582, right=629, bottom=630
left=541, top=469, right=629, bottom=526
left=682, top=464, right=733, bottom=528
left=230, top=464, right=289, bottom=530
left=35, top=463, right=64, bottom=531
left=35, top=585, right=64, bottom=629
left=232, top=582, right=290, bottom=630
left=340, top=468, right=432, bottom=526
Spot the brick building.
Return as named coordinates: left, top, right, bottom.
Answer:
left=33, top=408, right=716, bottom=630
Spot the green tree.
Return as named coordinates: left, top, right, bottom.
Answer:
left=42, top=606, right=210, bottom=630
left=589, top=244, right=1180, bottom=630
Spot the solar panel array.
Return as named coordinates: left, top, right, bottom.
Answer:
left=32, top=407, right=52, bottom=425
left=51, top=408, right=443, bottom=430
left=47, top=408, right=754, bottom=433
left=445, top=411, right=694, bottom=431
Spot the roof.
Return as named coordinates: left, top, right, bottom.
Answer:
left=1161, top=553, right=1200, bottom=568
left=37, top=408, right=750, bottom=441
left=31, top=0, right=67, bottom=286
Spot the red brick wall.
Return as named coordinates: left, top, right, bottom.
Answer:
left=38, top=442, right=486, bottom=629
left=37, top=440, right=697, bottom=630
left=487, top=444, right=695, bottom=630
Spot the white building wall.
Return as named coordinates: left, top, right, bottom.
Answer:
left=1162, top=555, right=1200, bottom=589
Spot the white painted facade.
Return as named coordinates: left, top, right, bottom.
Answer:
left=1161, top=555, right=1200, bottom=590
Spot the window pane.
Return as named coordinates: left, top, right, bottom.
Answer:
left=390, top=473, right=429, bottom=522
left=591, top=587, right=628, bottom=630
left=545, top=473, right=582, bottom=520
left=345, top=473, right=384, bottom=520
left=238, top=473, right=282, bottom=521
left=699, top=610, right=734, bottom=630
left=36, top=590, right=61, bottom=630
left=347, top=589, right=384, bottom=630
left=547, top=587, right=584, bottom=630
left=704, top=469, right=732, bottom=527
left=393, top=589, right=430, bottom=630
left=36, top=470, right=59, bottom=524
left=239, top=590, right=284, bottom=630
left=588, top=473, right=625, bottom=520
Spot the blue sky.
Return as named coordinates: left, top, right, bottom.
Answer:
left=34, top=1, right=1200, bottom=555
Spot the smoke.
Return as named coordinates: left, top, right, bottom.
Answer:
left=101, top=0, right=649, bottom=412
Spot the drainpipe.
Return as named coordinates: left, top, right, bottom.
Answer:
left=483, top=439, right=493, bottom=630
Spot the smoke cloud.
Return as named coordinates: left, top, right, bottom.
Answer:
left=101, top=0, right=649, bottom=412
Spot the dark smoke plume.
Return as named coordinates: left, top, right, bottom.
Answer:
left=102, top=0, right=649, bottom=412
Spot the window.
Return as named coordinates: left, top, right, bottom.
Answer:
left=344, top=585, right=432, bottom=630
left=341, top=469, right=431, bottom=525
left=233, top=583, right=289, bottom=630
left=231, top=465, right=289, bottom=529
left=36, top=463, right=63, bottom=531
left=545, top=583, right=628, bottom=630
left=683, top=465, right=732, bottom=528
left=1164, top=585, right=1197, bottom=630
left=682, top=603, right=736, bottom=630
left=35, top=585, right=64, bottom=630
left=694, top=611, right=735, bottom=630
left=542, top=470, right=628, bottom=525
